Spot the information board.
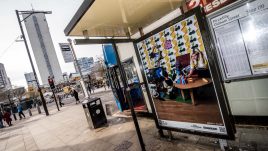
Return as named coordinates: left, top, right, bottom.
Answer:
left=59, top=43, right=74, bottom=63
left=210, top=0, right=268, bottom=79
left=214, top=21, right=252, bottom=78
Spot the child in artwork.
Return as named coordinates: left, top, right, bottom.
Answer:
left=175, top=62, right=187, bottom=85
left=187, top=48, right=209, bottom=78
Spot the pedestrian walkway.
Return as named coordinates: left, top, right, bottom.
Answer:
left=89, top=87, right=112, bottom=94
left=0, top=103, right=210, bottom=151
left=0, top=92, right=267, bottom=151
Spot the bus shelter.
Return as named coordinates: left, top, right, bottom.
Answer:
left=64, top=0, right=236, bottom=150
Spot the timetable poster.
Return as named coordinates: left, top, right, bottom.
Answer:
left=240, top=11, right=268, bottom=74
left=214, top=21, right=252, bottom=78
left=211, top=0, right=268, bottom=79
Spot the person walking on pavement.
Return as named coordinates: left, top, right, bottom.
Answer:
left=0, top=110, right=4, bottom=128
left=17, top=102, right=25, bottom=120
left=106, top=80, right=110, bottom=89
left=57, top=94, right=64, bottom=107
left=72, top=89, right=80, bottom=104
left=87, top=83, right=92, bottom=94
left=3, top=109, right=12, bottom=126
left=91, top=84, right=95, bottom=93
left=103, top=81, right=107, bottom=91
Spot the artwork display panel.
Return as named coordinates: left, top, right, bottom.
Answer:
left=137, top=14, right=227, bottom=135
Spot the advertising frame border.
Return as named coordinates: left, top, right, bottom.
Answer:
left=133, top=7, right=235, bottom=140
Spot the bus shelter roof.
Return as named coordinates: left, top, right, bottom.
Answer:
left=64, top=0, right=183, bottom=37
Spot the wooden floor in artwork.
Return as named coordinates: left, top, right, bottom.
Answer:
left=154, top=97, right=224, bottom=125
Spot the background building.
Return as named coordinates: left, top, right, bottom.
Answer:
left=24, top=72, right=37, bottom=88
left=77, top=57, right=94, bottom=75
left=0, top=63, right=11, bottom=90
left=22, top=12, right=62, bottom=85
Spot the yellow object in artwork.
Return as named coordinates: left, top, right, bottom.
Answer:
left=153, top=47, right=158, bottom=53
left=173, top=45, right=179, bottom=51
left=170, top=26, right=175, bottom=33
left=187, top=48, right=192, bottom=54
left=194, top=21, right=199, bottom=29
left=144, top=50, right=148, bottom=55
left=171, top=32, right=176, bottom=39
left=167, top=63, right=171, bottom=71
left=161, top=43, right=165, bottom=49
left=198, top=37, right=203, bottom=45
left=159, top=31, right=164, bottom=37
left=181, top=20, right=187, bottom=27
left=200, top=44, right=205, bottom=51
left=160, top=37, right=165, bottom=43
left=176, top=51, right=180, bottom=57
left=185, top=41, right=191, bottom=49
left=165, top=56, right=170, bottom=62
left=172, top=39, right=178, bottom=46
left=183, top=34, right=189, bottom=42
left=150, top=40, right=155, bottom=46
left=182, top=26, right=188, bottom=34
left=196, top=29, right=201, bottom=37
left=163, top=49, right=169, bottom=55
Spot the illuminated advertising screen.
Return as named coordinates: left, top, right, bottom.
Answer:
left=135, top=9, right=234, bottom=137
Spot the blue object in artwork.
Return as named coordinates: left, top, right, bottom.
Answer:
left=160, top=92, right=165, bottom=98
left=155, top=68, right=162, bottom=78
left=103, top=44, right=118, bottom=67
left=181, top=76, right=186, bottom=85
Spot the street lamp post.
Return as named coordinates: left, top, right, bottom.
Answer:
left=15, top=10, right=50, bottom=116
left=67, top=39, right=90, bottom=98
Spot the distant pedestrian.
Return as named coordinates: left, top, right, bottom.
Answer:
left=72, top=89, right=80, bottom=104
left=0, top=110, right=4, bottom=128
left=58, top=95, right=64, bottom=107
left=87, top=83, right=92, bottom=94
left=92, top=85, right=95, bottom=93
left=103, top=80, right=107, bottom=90
left=106, top=80, right=110, bottom=89
left=17, top=102, right=25, bottom=120
left=3, top=110, right=12, bottom=126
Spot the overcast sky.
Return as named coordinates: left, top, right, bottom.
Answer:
left=0, top=0, right=103, bottom=87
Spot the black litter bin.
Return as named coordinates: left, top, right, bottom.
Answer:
left=82, top=97, right=107, bottom=129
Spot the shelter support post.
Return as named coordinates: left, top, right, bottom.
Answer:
left=136, top=27, right=165, bottom=138
left=112, top=42, right=146, bottom=151
left=168, top=130, right=173, bottom=141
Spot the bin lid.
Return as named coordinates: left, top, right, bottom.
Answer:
left=82, top=97, right=100, bottom=104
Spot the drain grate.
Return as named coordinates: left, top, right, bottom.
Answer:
left=113, top=140, right=133, bottom=151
